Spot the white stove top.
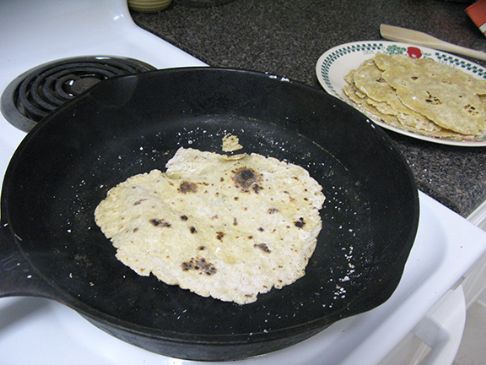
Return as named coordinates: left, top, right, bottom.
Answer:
left=0, top=1, right=485, bottom=364
left=0, top=0, right=205, bottom=188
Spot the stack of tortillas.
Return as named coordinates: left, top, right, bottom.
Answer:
left=343, top=54, right=486, bottom=140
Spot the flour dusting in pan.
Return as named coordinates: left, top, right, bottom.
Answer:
left=94, top=145, right=325, bottom=304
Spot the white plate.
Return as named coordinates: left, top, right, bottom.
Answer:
left=315, top=41, right=486, bottom=147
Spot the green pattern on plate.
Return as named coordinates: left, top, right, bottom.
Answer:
left=434, top=53, right=486, bottom=78
left=384, top=44, right=406, bottom=55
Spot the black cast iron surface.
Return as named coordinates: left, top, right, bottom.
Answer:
left=0, top=68, right=418, bottom=360
left=131, top=0, right=486, bottom=217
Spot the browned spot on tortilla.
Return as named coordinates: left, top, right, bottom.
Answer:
left=181, top=257, right=217, bottom=275
left=254, top=243, right=271, bottom=253
left=216, top=231, right=225, bottom=241
left=133, top=199, right=146, bottom=206
left=294, top=217, right=305, bottom=228
left=252, top=184, right=263, bottom=194
left=233, top=217, right=238, bottom=226
left=232, top=167, right=262, bottom=192
left=150, top=218, right=171, bottom=227
left=198, top=246, right=205, bottom=250
left=133, top=228, right=139, bottom=232
left=180, top=215, right=188, bottom=221
left=211, top=215, right=219, bottom=220
left=190, top=226, right=197, bottom=234
left=247, top=235, right=253, bottom=239
left=178, top=181, right=198, bottom=193
left=268, top=208, right=279, bottom=214
left=234, top=196, right=239, bottom=201
left=220, top=177, right=224, bottom=182
left=258, top=227, right=264, bottom=232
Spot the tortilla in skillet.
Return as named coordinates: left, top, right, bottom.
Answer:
left=95, top=147, right=325, bottom=304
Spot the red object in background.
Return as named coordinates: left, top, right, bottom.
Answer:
left=407, top=47, right=423, bottom=58
left=466, top=0, right=486, bottom=36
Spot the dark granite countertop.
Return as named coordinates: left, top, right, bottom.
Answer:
left=131, top=0, right=486, bottom=217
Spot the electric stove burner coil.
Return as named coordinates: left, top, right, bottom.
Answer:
left=1, top=56, right=156, bottom=132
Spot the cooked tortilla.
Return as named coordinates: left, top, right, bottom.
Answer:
left=343, top=54, right=484, bottom=140
left=343, top=76, right=468, bottom=139
left=95, top=147, right=325, bottom=304
left=377, top=55, right=486, bottom=136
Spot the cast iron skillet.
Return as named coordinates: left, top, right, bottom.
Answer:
left=0, top=68, right=419, bottom=361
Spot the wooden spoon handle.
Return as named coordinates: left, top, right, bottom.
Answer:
left=380, top=24, right=486, bottom=62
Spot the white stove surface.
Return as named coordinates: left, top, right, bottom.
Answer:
left=0, top=0, right=206, bottom=189
left=0, top=1, right=485, bottom=364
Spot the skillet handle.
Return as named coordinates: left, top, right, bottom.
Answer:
left=0, top=222, right=58, bottom=299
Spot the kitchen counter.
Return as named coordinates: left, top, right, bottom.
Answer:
left=131, top=0, right=486, bottom=218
